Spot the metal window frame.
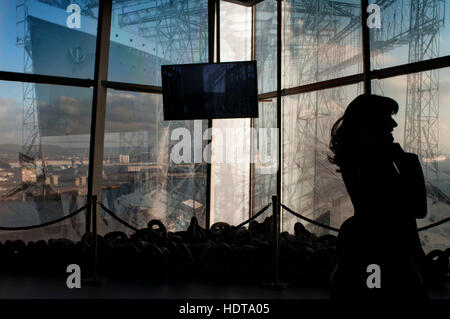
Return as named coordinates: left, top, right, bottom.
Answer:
left=86, top=0, right=113, bottom=233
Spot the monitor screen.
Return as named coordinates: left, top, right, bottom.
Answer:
left=161, top=61, right=258, bottom=120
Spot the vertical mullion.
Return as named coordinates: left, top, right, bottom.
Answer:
left=277, top=0, right=283, bottom=230
left=86, top=0, right=113, bottom=233
left=216, top=0, right=220, bottom=63
left=276, top=0, right=282, bottom=203
left=249, top=4, right=256, bottom=218
left=206, top=0, right=217, bottom=229
left=361, top=0, right=372, bottom=94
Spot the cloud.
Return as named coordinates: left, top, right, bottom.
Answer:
left=105, top=91, right=160, bottom=132
left=0, top=97, right=23, bottom=144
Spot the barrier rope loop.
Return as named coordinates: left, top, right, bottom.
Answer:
left=279, top=202, right=339, bottom=232
left=99, top=201, right=271, bottom=239
left=417, top=216, right=450, bottom=232
left=98, top=202, right=139, bottom=232
left=215, top=202, right=272, bottom=238
left=0, top=204, right=87, bottom=231
left=279, top=201, right=450, bottom=233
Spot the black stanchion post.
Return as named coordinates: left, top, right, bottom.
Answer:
left=263, top=195, right=289, bottom=289
left=83, top=195, right=101, bottom=286
left=92, top=195, right=98, bottom=283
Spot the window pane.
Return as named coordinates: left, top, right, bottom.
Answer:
left=282, top=85, right=358, bottom=234
left=219, top=0, right=251, bottom=62
left=210, top=1, right=252, bottom=225
left=108, top=0, right=209, bottom=85
left=372, top=67, right=450, bottom=253
left=102, top=90, right=207, bottom=233
left=369, top=0, right=448, bottom=70
left=255, top=0, right=277, bottom=94
left=283, top=0, right=362, bottom=88
left=0, top=0, right=99, bottom=78
left=0, top=80, right=92, bottom=242
left=252, top=99, right=277, bottom=221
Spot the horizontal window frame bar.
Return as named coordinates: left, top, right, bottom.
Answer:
left=283, top=73, right=364, bottom=96
left=0, top=71, right=94, bottom=87
left=102, top=81, right=163, bottom=94
left=2, top=56, right=449, bottom=98
left=370, top=55, right=450, bottom=80
left=258, top=55, right=450, bottom=98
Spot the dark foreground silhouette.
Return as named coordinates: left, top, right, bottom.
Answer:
left=329, top=94, right=428, bottom=299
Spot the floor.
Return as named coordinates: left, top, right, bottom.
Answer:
left=0, top=274, right=448, bottom=299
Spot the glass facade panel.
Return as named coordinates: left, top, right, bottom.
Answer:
left=102, top=90, right=207, bottom=233
left=0, top=80, right=92, bottom=242
left=369, top=0, right=449, bottom=70
left=282, top=85, right=358, bottom=234
left=283, top=0, right=362, bottom=88
left=0, top=0, right=99, bottom=78
left=255, top=0, right=277, bottom=94
left=372, top=67, right=450, bottom=253
left=210, top=1, right=252, bottom=225
left=252, top=98, right=277, bottom=222
left=108, top=0, right=209, bottom=86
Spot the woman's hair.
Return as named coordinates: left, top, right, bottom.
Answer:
left=328, top=94, right=399, bottom=169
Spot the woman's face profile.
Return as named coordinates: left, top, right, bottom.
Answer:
left=358, top=112, right=398, bottom=146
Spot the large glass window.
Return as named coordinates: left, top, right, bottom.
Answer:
left=0, top=0, right=100, bottom=78
left=0, top=0, right=447, bottom=251
left=0, top=80, right=92, bottom=242
left=108, top=0, right=209, bottom=86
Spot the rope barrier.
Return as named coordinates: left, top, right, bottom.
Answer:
left=2, top=194, right=443, bottom=235
left=418, top=216, right=450, bottom=232
left=214, top=202, right=272, bottom=238
left=279, top=201, right=450, bottom=233
left=98, top=202, right=139, bottom=232
left=0, top=204, right=87, bottom=231
left=99, top=201, right=271, bottom=238
left=232, top=203, right=272, bottom=230
left=279, top=203, right=340, bottom=232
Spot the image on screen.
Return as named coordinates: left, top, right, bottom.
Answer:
left=162, top=61, right=258, bottom=120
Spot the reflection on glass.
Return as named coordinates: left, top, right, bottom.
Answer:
left=211, top=1, right=252, bottom=226
left=102, top=91, right=207, bottom=233
left=283, top=0, right=361, bottom=88
left=0, top=0, right=99, bottom=78
left=108, top=0, right=209, bottom=85
left=282, top=85, right=358, bottom=234
left=369, top=0, right=448, bottom=70
left=255, top=0, right=277, bottom=93
left=372, top=68, right=450, bottom=253
left=0, top=81, right=92, bottom=242
left=252, top=99, right=277, bottom=221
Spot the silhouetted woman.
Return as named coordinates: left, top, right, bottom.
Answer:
left=328, top=94, right=428, bottom=299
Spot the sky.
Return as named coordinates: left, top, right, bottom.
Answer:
left=0, top=0, right=450, bottom=154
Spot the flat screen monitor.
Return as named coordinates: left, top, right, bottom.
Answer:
left=161, top=61, right=258, bottom=120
